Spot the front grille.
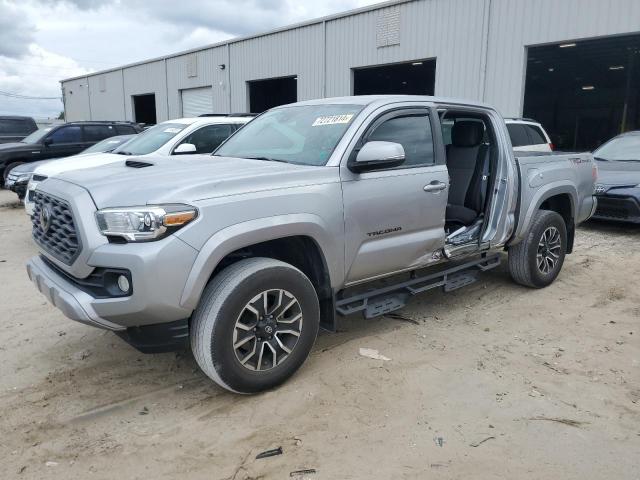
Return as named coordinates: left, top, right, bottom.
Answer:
left=31, top=191, right=81, bottom=265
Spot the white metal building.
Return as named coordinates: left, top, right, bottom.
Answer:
left=61, top=0, right=640, bottom=150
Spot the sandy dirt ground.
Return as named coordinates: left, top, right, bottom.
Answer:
left=0, top=188, right=638, bottom=480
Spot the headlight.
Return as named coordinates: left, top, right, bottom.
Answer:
left=14, top=174, right=31, bottom=183
left=95, top=204, right=198, bottom=242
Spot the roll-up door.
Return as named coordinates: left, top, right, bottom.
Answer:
left=181, top=87, right=213, bottom=117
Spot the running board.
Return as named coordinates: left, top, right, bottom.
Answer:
left=335, top=253, right=501, bottom=319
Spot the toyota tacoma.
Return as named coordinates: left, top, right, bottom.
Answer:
left=26, top=96, right=597, bottom=393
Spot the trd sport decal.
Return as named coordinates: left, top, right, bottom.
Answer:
left=367, top=226, right=402, bottom=237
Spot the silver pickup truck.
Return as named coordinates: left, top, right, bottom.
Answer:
left=26, top=96, right=597, bottom=393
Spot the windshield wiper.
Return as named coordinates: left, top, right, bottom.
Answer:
left=243, top=156, right=289, bottom=163
left=594, top=156, right=608, bottom=162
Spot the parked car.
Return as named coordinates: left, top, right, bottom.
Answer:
left=505, top=118, right=554, bottom=152
left=0, top=121, right=142, bottom=186
left=592, top=130, right=640, bottom=223
left=23, top=116, right=250, bottom=214
left=0, top=116, right=37, bottom=144
left=25, top=95, right=596, bottom=393
left=6, top=134, right=136, bottom=200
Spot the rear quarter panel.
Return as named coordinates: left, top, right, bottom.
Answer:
left=511, top=152, right=595, bottom=243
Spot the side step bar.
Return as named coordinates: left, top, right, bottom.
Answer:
left=335, top=253, right=501, bottom=319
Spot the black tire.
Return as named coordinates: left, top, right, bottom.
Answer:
left=2, top=162, right=24, bottom=187
left=191, top=257, right=320, bottom=394
left=508, top=210, right=567, bottom=288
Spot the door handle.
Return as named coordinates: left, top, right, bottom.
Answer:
left=423, top=182, right=446, bottom=193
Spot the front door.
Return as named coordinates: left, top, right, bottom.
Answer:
left=43, top=125, right=85, bottom=158
left=341, top=107, right=449, bottom=284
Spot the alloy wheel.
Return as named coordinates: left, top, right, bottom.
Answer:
left=232, top=289, right=303, bottom=371
left=536, top=226, right=562, bottom=275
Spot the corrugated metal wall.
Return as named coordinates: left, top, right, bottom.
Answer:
left=325, top=0, right=488, bottom=100
left=166, top=46, right=230, bottom=117
left=229, top=24, right=324, bottom=111
left=122, top=60, right=168, bottom=122
left=61, top=0, right=640, bottom=121
left=87, top=70, right=125, bottom=120
left=484, top=0, right=640, bottom=116
left=61, top=77, right=91, bottom=121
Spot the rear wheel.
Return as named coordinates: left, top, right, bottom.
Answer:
left=508, top=210, right=567, bottom=288
left=191, top=257, right=320, bottom=394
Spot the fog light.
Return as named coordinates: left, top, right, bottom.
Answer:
left=117, top=275, right=130, bottom=293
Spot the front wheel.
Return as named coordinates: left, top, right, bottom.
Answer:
left=2, top=162, right=24, bottom=185
left=508, top=210, right=567, bottom=288
left=190, top=257, right=320, bottom=394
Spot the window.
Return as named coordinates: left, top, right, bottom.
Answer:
left=179, top=124, right=233, bottom=154
left=215, top=104, right=364, bottom=166
left=525, top=125, right=547, bottom=144
left=115, top=123, right=187, bottom=155
left=0, top=119, right=34, bottom=135
left=506, top=124, right=530, bottom=147
left=368, top=113, right=435, bottom=167
left=48, top=126, right=82, bottom=144
left=83, top=125, right=114, bottom=142
left=115, top=125, right=136, bottom=135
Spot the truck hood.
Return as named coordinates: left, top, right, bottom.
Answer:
left=596, top=160, right=640, bottom=187
left=53, top=155, right=337, bottom=208
left=9, top=159, right=50, bottom=176
left=36, top=152, right=121, bottom=177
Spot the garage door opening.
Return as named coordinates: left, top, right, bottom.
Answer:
left=248, top=76, right=297, bottom=113
left=133, top=94, right=157, bottom=125
left=353, top=59, right=436, bottom=96
left=524, top=34, right=640, bottom=151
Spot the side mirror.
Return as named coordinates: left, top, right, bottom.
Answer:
left=43, top=138, right=52, bottom=147
left=174, top=143, right=197, bottom=155
left=349, top=141, right=405, bottom=173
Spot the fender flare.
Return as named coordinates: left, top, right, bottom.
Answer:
left=511, top=181, right=577, bottom=245
left=179, top=213, right=341, bottom=310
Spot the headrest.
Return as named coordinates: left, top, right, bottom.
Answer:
left=451, top=121, right=484, bottom=147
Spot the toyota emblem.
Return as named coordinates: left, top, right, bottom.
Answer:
left=595, top=184, right=606, bottom=195
left=39, top=204, right=53, bottom=233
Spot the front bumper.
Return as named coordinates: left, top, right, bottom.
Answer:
left=24, top=182, right=38, bottom=215
left=593, top=191, right=640, bottom=223
left=8, top=179, right=27, bottom=199
left=27, top=179, right=200, bottom=330
left=26, top=256, right=125, bottom=330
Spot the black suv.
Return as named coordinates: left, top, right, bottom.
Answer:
left=0, top=116, right=38, bottom=144
left=0, top=121, right=143, bottom=184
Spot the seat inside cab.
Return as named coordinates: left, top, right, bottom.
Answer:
left=441, top=113, right=493, bottom=245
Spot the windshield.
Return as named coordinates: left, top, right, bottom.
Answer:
left=594, top=135, right=640, bottom=161
left=214, top=104, right=364, bottom=165
left=114, top=123, right=187, bottom=155
left=81, top=135, right=134, bottom=154
left=21, top=127, right=52, bottom=144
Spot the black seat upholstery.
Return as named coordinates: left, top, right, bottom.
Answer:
left=445, top=120, right=491, bottom=226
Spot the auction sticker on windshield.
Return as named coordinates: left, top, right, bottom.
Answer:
left=312, top=114, right=354, bottom=127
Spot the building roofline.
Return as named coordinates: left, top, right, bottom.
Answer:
left=60, top=0, right=414, bottom=83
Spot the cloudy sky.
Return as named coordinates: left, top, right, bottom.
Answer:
left=0, top=0, right=381, bottom=118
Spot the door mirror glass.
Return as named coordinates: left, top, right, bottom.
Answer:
left=351, top=141, right=405, bottom=172
left=174, top=143, right=197, bottom=155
